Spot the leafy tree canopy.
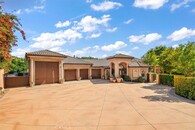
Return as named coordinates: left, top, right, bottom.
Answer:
left=142, top=42, right=195, bottom=77
left=0, top=4, right=25, bottom=68
left=8, top=56, right=28, bottom=74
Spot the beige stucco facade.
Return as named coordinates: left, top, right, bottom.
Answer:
left=128, top=67, right=148, bottom=80
left=26, top=51, right=150, bottom=86
left=108, top=58, right=132, bottom=78
left=27, top=56, right=64, bottom=86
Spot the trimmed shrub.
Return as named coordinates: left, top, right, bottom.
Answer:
left=122, top=75, right=131, bottom=81
left=133, top=76, right=145, bottom=83
left=159, top=74, right=174, bottom=86
left=174, top=76, right=195, bottom=100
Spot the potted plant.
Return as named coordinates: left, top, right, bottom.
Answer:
left=116, top=77, right=122, bottom=83
left=110, top=76, right=114, bottom=82
left=112, top=78, right=116, bottom=83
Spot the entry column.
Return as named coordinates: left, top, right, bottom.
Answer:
left=77, top=68, right=80, bottom=80
left=115, top=62, right=119, bottom=77
left=88, top=68, right=92, bottom=79
left=126, top=62, right=129, bottom=76
left=30, top=59, right=35, bottom=86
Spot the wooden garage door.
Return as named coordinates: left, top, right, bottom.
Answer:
left=80, top=69, right=88, bottom=80
left=92, top=69, right=101, bottom=79
left=35, top=61, right=59, bottom=85
left=64, top=69, right=76, bottom=81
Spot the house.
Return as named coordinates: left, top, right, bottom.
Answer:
left=26, top=50, right=150, bottom=86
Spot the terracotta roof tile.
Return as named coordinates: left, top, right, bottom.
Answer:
left=26, top=50, right=67, bottom=57
left=64, top=57, right=92, bottom=65
left=107, top=53, right=134, bottom=59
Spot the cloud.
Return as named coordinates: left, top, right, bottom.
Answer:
left=102, top=54, right=108, bottom=58
left=132, top=46, right=139, bottom=50
left=167, top=27, right=195, bottom=41
left=30, top=29, right=82, bottom=49
left=65, top=45, right=100, bottom=57
left=49, top=47, right=62, bottom=52
left=101, top=41, right=127, bottom=51
left=15, top=9, right=22, bottom=15
left=14, top=0, right=46, bottom=15
left=106, top=27, right=117, bottom=32
left=192, top=8, right=195, bottom=13
left=75, top=15, right=111, bottom=32
left=34, top=5, right=45, bottom=10
left=91, top=1, right=122, bottom=11
left=124, top=19, right=133, bottom=24
left=88, top=33, right=102, bottom=39
left=11, top=47, right=32, bottom=57
left=30, top=14, right=114, bottom=50
left=133, top=0, right=168, bottom=9
left=86, top=0, right=92, bottom=3
left=55, top=21, right=71, bottom=28
left=116, top=51, right=132, bottom=55
left=129, top=33, right=162, bottom=45
left=172, top=44, right=179, bottom=48
left=171, top=0, right=189, bottom=11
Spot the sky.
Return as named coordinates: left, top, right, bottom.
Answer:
left=2, top=0, right=195, bottom=58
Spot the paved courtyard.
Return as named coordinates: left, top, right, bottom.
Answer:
left=0, top=79, right=195, bottom=130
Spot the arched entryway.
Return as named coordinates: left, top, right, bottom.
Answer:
left=110, top=62, right=115, bottom=77
left=119, top=62, right=127, bottom=76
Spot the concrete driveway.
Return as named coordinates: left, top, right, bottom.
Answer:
left=0, top=79, right=195, bottom=130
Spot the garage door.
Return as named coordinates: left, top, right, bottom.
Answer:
left=35, top=61, right=59, bottom=85
left=64, top=69, right=76, bottom=81
left=92, top=69, right=101, bottom=79
left=80, top=69, right=88, bottom=80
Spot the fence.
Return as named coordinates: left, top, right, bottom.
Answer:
left=4, top=76, right=29, bottom=88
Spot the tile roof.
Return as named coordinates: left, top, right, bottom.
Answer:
left=26, top=50, right=67, bottom=58
left=83, top=59, right=109, bottom=67
left=129, top=58, right=150, bottom=67
left=64, top=56, right=92, bottom=65
left=107, top=53, right=134, bottom=59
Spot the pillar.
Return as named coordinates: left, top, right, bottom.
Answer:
left=88, top=68, right=92, bottom=79
left=101, top=68, right=104, bottom=79
left=77, top=68, right=80, bottom=80
left=115, top=63, right=119, bottom=78
left=30, top=59, right=35, bottom=86
left=59, top=61, right=64, bottom=83
left=156, top=74, right=160, bottom=84
left=109, top=63, right=112, bottom=77
left=126, top=62, right=128, bottom=76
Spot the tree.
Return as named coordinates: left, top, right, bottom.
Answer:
left=142, top=49, right=158, bottom=73
left=175, top=42, right=195, bottom=76
left=8, top=57, right=28, bottom=74
left=159, top=47, right=176, bottom=74
left=0, top=4, right=25, bottom=68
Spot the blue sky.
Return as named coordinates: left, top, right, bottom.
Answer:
left=2, top=0, right=195, bottom=58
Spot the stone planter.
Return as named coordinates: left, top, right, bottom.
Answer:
left=116, top=78, right=122, bottom=83
left=110, top=77, right=114, bottom=82
left=112, top=79, right=116, bottom=83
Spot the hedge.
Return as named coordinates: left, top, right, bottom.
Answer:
left=121, top=75, right=131, bottom=82
left=174, top=76, right=195, bottom=100
left=159, top=74, right=174, bottom=86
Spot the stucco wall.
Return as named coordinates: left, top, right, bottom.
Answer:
left=128, top=67, right=148, bottom=80
left=27, top=56, right=64, bottom=86
left=0, top=69, right=4, bottom=88
left=64, top=64, right=91, bottom=69
left=5, top=76, right=29, bottom=88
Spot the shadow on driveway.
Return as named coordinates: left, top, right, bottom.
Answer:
left=141, top=84, right=195, bottom=104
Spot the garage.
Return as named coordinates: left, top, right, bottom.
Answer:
left=35, top=61, right=59, bottom=85
left=80, top=69, right=88, bottom=80
left=64, top=69, right=77, bottom=81
left=92, top=69, right=101, bottom=79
